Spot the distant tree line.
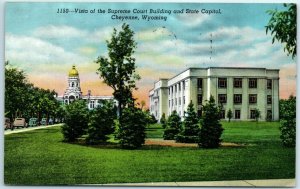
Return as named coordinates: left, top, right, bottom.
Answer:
left=5, top=61, right=64, bottom=123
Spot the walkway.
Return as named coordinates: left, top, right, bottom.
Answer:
left=101, top=179, right=295, bottom=187
left=4, top=124, right=62, bottom=135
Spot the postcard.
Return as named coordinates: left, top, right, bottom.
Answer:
left=4, top=2, right=296, bottom=187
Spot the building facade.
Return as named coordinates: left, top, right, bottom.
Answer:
left=149, top=67, right=279, bottom=121
left=57, top=65, right=115, bottom=109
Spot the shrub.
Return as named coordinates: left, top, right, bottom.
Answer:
left=61, top=100, right=89, bottom=142
left=160, top=113, right=167, bottom=129
left=253, top=108, right=261, bottom=122
left=279, top=96, right=296, bottom=147
left=227, top=109, right=233, bottom=122
left=198, top=96, right=224, bottom=148
left=117, top=106, right=147, bottom=149
left=163, top=111, right=181, bottom=140
left=86, top=101, right=116, bottom=144
left=176, top=101, right=200, bottom=143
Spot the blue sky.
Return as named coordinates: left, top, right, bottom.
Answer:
left=5, top=2, right=296, bottom=104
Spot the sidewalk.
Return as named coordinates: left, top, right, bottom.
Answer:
left=4, top=124, right=62, bottom=135
left=100, top=179, right=295, bottom=187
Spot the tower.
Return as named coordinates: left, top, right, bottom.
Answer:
left=63, top=65, right=82, bottom=104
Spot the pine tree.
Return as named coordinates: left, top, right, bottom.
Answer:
left=198, top=96, right=224, bottom=148
left=176, top=101, right=200, bottom=143
left=227, top=109, right=233, bottom=122
left=160, top=113, right=167, bottom=129
left=163, top=111, right=181, bottom=140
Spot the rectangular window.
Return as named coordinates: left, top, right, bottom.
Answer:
left=183, top=81, right=185, bottom=91
left=175, top=98, right=177, bottom=106
left=179, top=97, right=181, bottom=105
left=218, top=94, right=227, bottom=104
left=249, top=94, right=257, bottom=104
left=234, top=94, right=242, bottom=104
left=250, top=110, right=256, bottom=119
left=197, top=78, right=203, bottom=88
left=169, top=100, right=170, bottom=107
left=168, top=88, right=170, bottom=95
left=267, top=79, right=272, bottom=89
left=249, top=78, right=257, bottom=88
left=219, top=110, right=225, bottom=119
left=183, top=96, right=185, bottom=105
left=90, top=101, right=95, bottom=109
left=179, top=83, right=181, bottom=91
left=234, top=78, right=243, bottom=88
left=267, top=95, right=272, bottom=104
left=172, top=99, right=174, bottom=106
left=235, top=110, right=241, bottom=119
left=218, top=78, right=227, bottom=88
left=175, top=85, right=177, bottom=93
left=198, top=94, right=202, bottom=105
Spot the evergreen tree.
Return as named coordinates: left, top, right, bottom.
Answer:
left=61, top=100, right=89, bottom=142
left=160, top=113, right=167, bottom=129
left=176, top=101, right=200, bottom=143
left=227, top=109, right=233, bottom=122
left=163, top=111, right=181, bottom=140
left=86, top=101, right=116, bottom=144
left=198, top=96, right=224, bottom=148
left=117, top=106, right=147, bottom=149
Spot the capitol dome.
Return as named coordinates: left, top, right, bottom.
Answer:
left=69, top=65, right=79, bottom=77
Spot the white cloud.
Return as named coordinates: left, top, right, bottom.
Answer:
left=5, top=33, right=89, bottom=70
left=33, top=25, right=87, bottom=39
left=177, top=13, right=211, bottom=27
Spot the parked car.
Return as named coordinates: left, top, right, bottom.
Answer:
left=40, top=118, right=47, bottom=126
left=48, top=118, right=53, bottom=125
left=4, top=117, right=12, bottom=130
left=28, top=118, right=38, bottom=127
left=13, top=118, right=27, bottom=129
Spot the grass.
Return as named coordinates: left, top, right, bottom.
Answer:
left=4, top=122, right=295, bottom=185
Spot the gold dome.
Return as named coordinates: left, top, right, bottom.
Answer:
left=69, top=65, right=79, bottom=77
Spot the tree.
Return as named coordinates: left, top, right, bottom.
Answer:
left=117, top=106, right=147, bottom=149
left=266, top=3, right=296, bottom=58
left=95, top=23, right=140, bottom=117
left=227, top=109, right=233, bottom=122
left=160, top=113, right=167, bottom=129
left=61, top=100, right=89, bottom=142
left=253, top=108, right=261, bottom=122
left=163, top=111, right=181, bottom=140
left=86, top=101, right=116, bottom=144
left=176, top=101, right=200, bottom=143
left=198, top=96, right=224, bottom=148
left=279, top=96, right=296, bottom=147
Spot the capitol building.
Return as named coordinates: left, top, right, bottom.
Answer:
left=56, top=65, right=115, bottom=109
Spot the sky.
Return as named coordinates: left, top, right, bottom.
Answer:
left=5, top=2, right=296, bottom=108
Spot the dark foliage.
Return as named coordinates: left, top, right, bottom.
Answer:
left=61, top=100, right=89, bottom=142
left=198, top=96, right=224, bottom=148
left=163, top=111, right=181, bottom=140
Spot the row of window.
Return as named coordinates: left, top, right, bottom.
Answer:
left=195, top=78, right=273, bottom=89
left=169, top=96, right=186, bottom=107
left=198, top=109, right=273, bottom=119
left=168, top=81, right=186, bottom=95
left=217, top=78, right=272, bottom=89
left=216, top=94, right=272, bottom=104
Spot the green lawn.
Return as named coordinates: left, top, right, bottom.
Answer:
left=4, top=122, right=295, bottom=185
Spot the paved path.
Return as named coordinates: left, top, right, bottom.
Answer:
left=4, top=124, right=62, bottom=135
left=99, top=179, right=295, bottom=187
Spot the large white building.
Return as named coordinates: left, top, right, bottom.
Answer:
left=149, top=67, right=279, bottom=121
left=57, top=65, right=115, bottom=109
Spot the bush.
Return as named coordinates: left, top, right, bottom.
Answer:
left=160, top=113, right=167, bottom=129
left=279, top=96, right=296, bottom=147
left=176, top=101, right=199, bottom=143
left=227, top=109, right=233, bottom=122
left=86, top=101, right=116, bottom=144
left=163, top=111, right=181, bottom=140
left=61, top=100, right=89, bottom=142
left=198, top=96, right=224, bottom=148
left=117, top=106, right=147, bottom=149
